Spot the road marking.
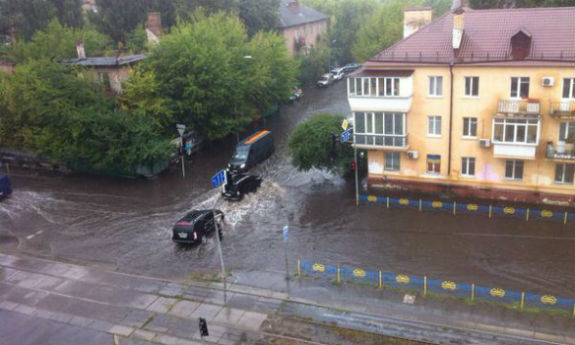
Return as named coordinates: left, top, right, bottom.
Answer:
left=456, top=232, right=573, bottom=240
left=25, top=230, right=43, bottom=240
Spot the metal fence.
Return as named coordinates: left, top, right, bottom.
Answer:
left=359, top=194, right=575, bottom=225
left=298, top=259, right=574, bottom=315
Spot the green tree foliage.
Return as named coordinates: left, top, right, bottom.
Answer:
left=0, top=60, right=173, bottom=170
left=0, top=0, right=56, bottom=40
left=127, top=11, right=297, bottom=140
left=289, top=113, right=354, bottom=175
left=469, top=0, right=573, bottom=8
left=8, top=20, right=111, bottom=63
left=49, top=0, right=83, bottom=28
left=238, top=0, right=280, bottom=37
left=297, top=43, right=331, bottom=86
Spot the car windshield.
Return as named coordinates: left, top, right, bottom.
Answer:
left=320, top=76, right=329, bottom=81
left=233, top=145, right=249, bottom=160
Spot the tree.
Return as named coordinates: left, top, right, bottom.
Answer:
left=297, top=43, right=331, bottom=86
left=0, top=0, right=56, bottom=41
left=48, top=0, right=83, bottom=29
left=238, top=0, right=280, bottom=37
left=289, top=113, right=354, bottom=175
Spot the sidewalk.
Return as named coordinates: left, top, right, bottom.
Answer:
left=1, top=253, right=573, bottom=345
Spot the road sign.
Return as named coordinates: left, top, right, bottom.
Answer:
left=341, top=119, right=348, bottom=131
left=341, top=129, right=352, bottom=143
left=282, top=225, right=289, bottom=242
left=211, top=170, right=227, bottom=189
left=176, top=124, right=186, bottom=137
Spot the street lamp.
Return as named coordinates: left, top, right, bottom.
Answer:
left=176, top=124, right=186, bottom=178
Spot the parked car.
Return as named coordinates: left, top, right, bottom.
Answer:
left=222, top=172, right=262, bottom=201
left=228, top=130, right=275, bottom=172
left=172, top=209, right=223, bottom=245
left=0, top=174, right=12, bottom=201
left=317, top=73, right=333, bottom=88
left=342, top=63, right=362, bottom=74
left=289, top=87, right=303, bottom=102
left=330, top=68, right=345, bottom=81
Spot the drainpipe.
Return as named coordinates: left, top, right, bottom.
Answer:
left=447, top=62, right=454, bottom=177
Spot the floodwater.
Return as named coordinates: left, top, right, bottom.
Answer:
left=1, top=82, right=573, bottom=297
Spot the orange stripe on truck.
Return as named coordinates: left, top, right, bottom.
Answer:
left=245, top=130, right=270, bottom=144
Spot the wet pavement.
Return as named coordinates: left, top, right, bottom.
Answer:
left=0, top=80, right=574, bottom=301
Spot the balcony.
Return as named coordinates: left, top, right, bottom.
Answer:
left=549, top=101, right=575, bottom=119
left=546, top=142, right=575, bottom=161
left=491, top=116, right=540, bottom=159
left=347, top=74, right=414, bottom=112
left=354, top=134, right=408, bottom=151
left=497, top=99, right=540, bottom=115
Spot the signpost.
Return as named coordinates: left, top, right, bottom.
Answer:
left=340, top=119, right=359, bottom=206
left=341, top=119, right=349, bottom=131
left=341, top=129, right=352, bottom=143
left=211, top=170, right=228, bottom=304
left=176, top=124, right=186, bottom=178
left=282, top=225, right=289, bottom=278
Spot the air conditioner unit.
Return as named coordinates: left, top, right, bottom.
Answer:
left=541, top=77, right=554, bottom=87
left=406, top=150, right=419, bottom=159
left=479, top=139, right=491, bottom=148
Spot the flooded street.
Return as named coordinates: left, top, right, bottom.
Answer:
left=1, top=81, right=573, bottom=297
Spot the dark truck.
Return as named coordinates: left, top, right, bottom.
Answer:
left=0, top=175, right=12, bottom=201
left=228, top=130, right=274, bottom=172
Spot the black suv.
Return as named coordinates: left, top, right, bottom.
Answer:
left=172, top=209, right=223, bottom=244
left=222, top=173, right=262, bottom=201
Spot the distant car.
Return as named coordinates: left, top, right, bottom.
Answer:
left=317, top=73, right=333, bottom=88
left=289, top=87, right=303, bottom=102
left=342, top=63, right=361, bottom=74
left=172, top=209, right=223, bottom=245
left=222, top=172, right=262, bottom=201
left=330, top=68, right=345, bottom=81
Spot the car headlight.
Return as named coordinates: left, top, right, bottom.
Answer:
left=240, top=164, right=246, bottom=169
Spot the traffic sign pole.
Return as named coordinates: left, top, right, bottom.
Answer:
left=283, top=225, right=289, bottom=279
left=211, top=170, right=228, bottom=305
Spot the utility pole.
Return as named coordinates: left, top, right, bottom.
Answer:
left=354, top=148, right=359, bottom=206
left=213, top=210, right=227, bottom=304
left=176, top=124, right=186, bottom=178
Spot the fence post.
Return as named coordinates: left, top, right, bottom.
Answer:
left=520, top=292, right=525, bottom=311
left=488, top=206, right=492, bottom=218
left=423, top=276, right=427, bottom=297
left=525, top=209, right=529, bottom=221
left=471, top=283, right=475, bottom=301
left=297, top=258, right=301, bottom=277
left=453, top=202, right=456, bottom=215
left=337, top=265, right=341, bottom=284
left=419, top=199, right=422, bottom=211
left=378, top=268, right=382, bottom=289
left=386, top=197, right=390, bottom=209
left=564, top=212, right=568, bottom=225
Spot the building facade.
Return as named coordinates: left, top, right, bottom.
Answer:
left=347, top=5, right=575, bottom=205
left=278, top=0, right=329, bottom=57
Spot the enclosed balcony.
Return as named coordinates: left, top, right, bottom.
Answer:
left=491, top=116, right=540, bottom=159
left=347, top=71, right=414, bottom=113
left=546, top=142, right=575, bottom=162
left=550, top=101, right=575, bottom=119
left=353, top=111, right=408, bottom=150
left=497, top=99, right=540, bottom=115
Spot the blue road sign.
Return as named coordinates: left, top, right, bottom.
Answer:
left=282, top=225, right=289, bottom=242
left=211, top=170, right=227, bottom=189
left=341, top=129, right=352, bottom=143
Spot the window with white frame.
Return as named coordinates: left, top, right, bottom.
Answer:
left=562, top=78, right=575, bottom=99
left=559, top=121, right=575, bottom=141
left=555, top=163, right=574, bottom=184
left=461, top=157, right=475, bottom=176
left=428, top=76, right=443, bottom=96
left=464, top=76, right=479, bottom=97
left=384, top=152, right=400, bottom=171
left=463, top=117, right=477, bottom=137
left=348, top=77, right=400, bottom=97
left=492, top=118, right=539, bottom=144
left=510, top=77, right=530, bottom=99
left=353, top=112, right=407, bottom=147
left=428, top=116, right=442, bottom=136
left=426, top=155, right=441, bottom=174
left=505, top=160, right=524, bottom=180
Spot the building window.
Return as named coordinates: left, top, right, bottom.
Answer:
left=562, top=78, right=575, bottom=99
left=353, top=112, right=406, bottom=147
left=555, top=163, right=574, bottom=184
left=559, top=121, right=575, bottom=141
left=461, top=157, right=475, bottom=176
left=510, top=77, right=530, bottom=99
left=463, top=117, right=477, bottom=137
left=348, top=77, right=399, bottom=97
left=428, top=116, right=442, bottom=136
left=384, top=152, right=400, bottom=171
left=428, top=76, right=443, bottom=96
left=492, top=118, right=539, bottom=144
left=464, top=76, right=479, bottom=97
left=505, top=160, right=524, bottom=180
left=426, top=155, right=441, bottom=174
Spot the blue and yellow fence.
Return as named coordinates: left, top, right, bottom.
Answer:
left=359, top=194, right=575, bottom=225
left=298, top=259, right=575, bottom=315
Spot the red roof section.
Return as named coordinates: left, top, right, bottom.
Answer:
left=370, top=6, right=575, bottom=66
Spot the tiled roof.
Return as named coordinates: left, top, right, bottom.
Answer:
left=370, top=6, right=575, bottom=66
left=63, top=54, right=145, bottom=67
left=278, top=0, right=329, bottom=29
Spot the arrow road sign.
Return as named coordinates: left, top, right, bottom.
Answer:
left=212, top=169, right=227, bottom=189
left=341, top=129, right=352, bottom=143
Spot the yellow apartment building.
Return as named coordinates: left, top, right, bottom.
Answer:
left=347, top=4, right=575, bottom=206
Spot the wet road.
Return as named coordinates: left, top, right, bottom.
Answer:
left=1, top=81, right=573, bottom=297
